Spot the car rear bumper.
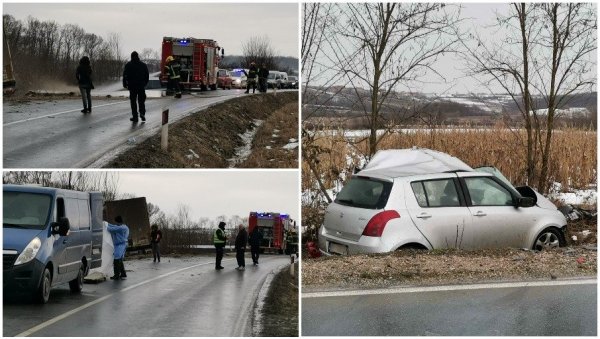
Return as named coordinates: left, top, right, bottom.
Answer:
left=319, top=227, right=392, bottom=255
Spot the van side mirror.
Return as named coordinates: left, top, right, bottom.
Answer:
left=517, top=197, right=535, bottom=208
left=51, top=217, right=70, bottom=236
left=221, top=48, right=225, bottom=56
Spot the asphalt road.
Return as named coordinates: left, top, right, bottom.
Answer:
left=302, top=280, right=597, bottom=336
left=4, top=254, right=289, bottom=337
left=3, top=88, right=246, bottom=168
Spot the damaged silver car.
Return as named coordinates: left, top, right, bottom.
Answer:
left=319, top=148, right=568, bottom=255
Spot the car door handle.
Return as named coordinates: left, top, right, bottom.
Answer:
left=416, top=213, right=432, bottom=219
left=473, top=211, right=487, bottom=217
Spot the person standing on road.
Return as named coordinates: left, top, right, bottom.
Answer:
left=214, top=221, right=227, bottom=270
left=243, top=62, right=258, bottom=94
left=235, top=224, right=248, bottom=271
left=150, top=224, right=162, bottom=263
left=107, top=216, right=130, bottom=280
left=123, top=51, right=149, bottom=122
left=258, top=64, right=269, bottom=93
left=248, top=227, right=263, bottom=265
left=76, top=56, right=94, bottom=113
left=164, top=56, right=182, bottom=98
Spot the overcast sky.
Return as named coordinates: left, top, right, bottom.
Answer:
left=3, top=2, right=298, bottom=57
left=114, top=171, right=299, bottom=223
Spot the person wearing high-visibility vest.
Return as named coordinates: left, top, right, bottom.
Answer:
left=213, top=221, right=227, bottom=270
left=164, top=56, right=182, bottom=98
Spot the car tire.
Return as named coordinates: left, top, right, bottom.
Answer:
left=69, top=265, right=84, bottom=293
left=533, top=228, right=565, bottom=251
left=35, top=267, right=52, bottom=304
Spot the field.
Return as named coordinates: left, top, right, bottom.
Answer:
left=302, top=127, right=597, bottom=193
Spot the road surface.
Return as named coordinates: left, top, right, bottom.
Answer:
left=302, top=280, right=597, bottom=336
left=3, top=88, right=246, bottom=168
left=4, top=255, right=289, bottom=337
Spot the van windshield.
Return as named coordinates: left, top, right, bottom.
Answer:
left=3, top=192, right=52, bottom=229
left=335, top=176, right=393, bottom=209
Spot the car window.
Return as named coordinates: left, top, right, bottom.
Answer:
left=410, top=182, right=428, bottom=207
left=413, top=179, right=460, bottom=207
left=335, top=176, right=393, bottom=209
left=465, top=177, right=513, bottom=206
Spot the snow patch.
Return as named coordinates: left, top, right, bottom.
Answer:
left=282, top=142, right=298, bottom=150
left=548, top=182, right=597, bottom=205
left=227, top=119, right=264, bottom=168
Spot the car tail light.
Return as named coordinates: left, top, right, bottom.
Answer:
left=362, top=210, right=400, bottom=237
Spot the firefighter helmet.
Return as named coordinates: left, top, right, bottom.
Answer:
left=166, top=56, right=174, bottom=63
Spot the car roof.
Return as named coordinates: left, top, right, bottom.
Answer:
left=357, top=148, right=474, bottom=179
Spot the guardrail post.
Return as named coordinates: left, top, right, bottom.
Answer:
left=161, top=108, right=169, bottom=151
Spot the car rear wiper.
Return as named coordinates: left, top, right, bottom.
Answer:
left=337, top=198, right=354, bottom=204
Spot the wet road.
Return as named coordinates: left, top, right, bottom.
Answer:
left=4, top=255, right=289, bottom=337
left=3, top=89, right=245, bottom=168
left=302, top=280, right=597, bottom=336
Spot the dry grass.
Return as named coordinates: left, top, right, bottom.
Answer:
left=302, top=127, right=596, bottom=192
left=238, top=101, right=299, bottom=168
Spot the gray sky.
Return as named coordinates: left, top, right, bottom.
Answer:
left=3, top=2, right=298, bottom=57
left=115, top=171, right=299, bottom=222
left=311, top=3, right=596, bottom=95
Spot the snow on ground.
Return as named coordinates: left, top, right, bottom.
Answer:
left=549, top=182, right=597, bottom=206
left=227, top=119, right=264, bottom=167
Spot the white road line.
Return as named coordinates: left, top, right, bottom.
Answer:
left=4, top=101, right=127, bottom=127
left=302, top=278, right=597, bottom=299
left=16, top=259, right=234, bottom=337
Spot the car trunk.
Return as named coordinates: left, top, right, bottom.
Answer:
left=323, top=176, right=393, bottom=242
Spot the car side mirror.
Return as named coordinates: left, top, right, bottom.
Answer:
left=517, top=197, right=536, bottom=208
left=51, top=217, right=70, bottom=236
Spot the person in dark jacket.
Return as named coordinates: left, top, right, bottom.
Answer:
left=235, top=224, right=248, bottom=270
left=213, top=221, right=227, bottom=270
left=248, top=227, right=263, bottom=265
left=150, top=224, right=162, bottom=263
left=76, top=56, right=94, bottom=113
left=123, top=51, right=149, bottom=122
left=164, top=55, right=182, bottom=98
left=243, top=62, right=258, bottom=94
left=258, top=64, right=269, bottom=93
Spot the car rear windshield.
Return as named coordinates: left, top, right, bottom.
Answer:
left=334, top=176, right=393, bottom=209
left=3, top=191, right=52, bottom=229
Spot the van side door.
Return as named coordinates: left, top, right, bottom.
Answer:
left=59, top=197, right=81, bottom=278
left=51, top=197, right=70, bottom=284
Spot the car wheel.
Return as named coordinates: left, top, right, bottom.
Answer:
left=69, top=264, right=84, bottom=293
left=533, top=228, right=564, bottom=251
left=35, top=267, right=52, bottom=303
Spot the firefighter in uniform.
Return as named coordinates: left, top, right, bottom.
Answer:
left=214, top=221, right=227, bottom=270
left=165, top=56, right=182, bottom=98
left=243, top=62, right=258, bottom=94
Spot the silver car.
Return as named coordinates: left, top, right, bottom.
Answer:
left=319, top=149, right=567, bottom=255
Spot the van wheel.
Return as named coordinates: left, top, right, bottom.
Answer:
left=533, top=228, right=565, bottom=251
left=69, top=265, right=84, bottom=293
left=35, top=267, right=52, bottom=304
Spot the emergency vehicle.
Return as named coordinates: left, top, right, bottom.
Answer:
left=160, top=37, right=223, bottom=91
left=248, top=212, right=293, bottom=254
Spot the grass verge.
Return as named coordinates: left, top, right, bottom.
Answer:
left=259, top=263, right=299, bottom=337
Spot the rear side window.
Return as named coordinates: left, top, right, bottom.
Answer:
left=411, top=179, right=461, bottom=207
left=335, top=176, right=393, bottom=209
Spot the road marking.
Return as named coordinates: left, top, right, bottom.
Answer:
left=302, top=278, right=597, bottom=299
left=15, top=259, right=233, bottom=337
left=4, top=101, right=127, bottom=127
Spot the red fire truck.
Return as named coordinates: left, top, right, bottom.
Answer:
left=160, top=37, right=223, bottom=91
left=248, top=212, right=292, bottom=254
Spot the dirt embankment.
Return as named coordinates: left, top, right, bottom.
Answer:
left=259, top=263, right=299, bottom=337
left=107, top=92, right=298, bottom=168
left=303, top=217, right=597, bottom=291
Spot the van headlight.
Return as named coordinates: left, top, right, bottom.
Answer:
left=14, top=237, right=41, bottom=265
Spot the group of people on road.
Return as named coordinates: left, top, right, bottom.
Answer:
left=75, top=51, right=150, bottom=123
left=242, top=62, right=269, bottom=94
left=213, top=221, right=263, bottom=270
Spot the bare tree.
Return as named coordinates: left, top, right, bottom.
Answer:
left=241, top=35, right=277, bottom=69
left=462, top=3, right=596, bottom=192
